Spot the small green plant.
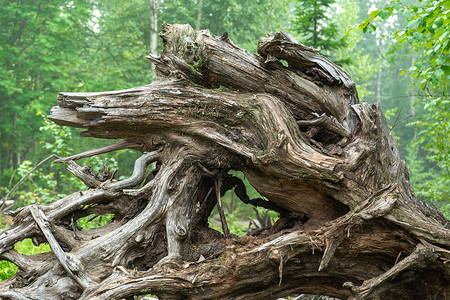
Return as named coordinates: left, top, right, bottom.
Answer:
left=0, top=237, right=51, bottom=281
left=76, top=213, right=114, bottom=230
left=0, top=260, right=17, bottom=281
left=14, top=238, right=51, bottom=255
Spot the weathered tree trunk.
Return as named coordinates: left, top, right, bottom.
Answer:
left=1, top=24, right=449, bottom=300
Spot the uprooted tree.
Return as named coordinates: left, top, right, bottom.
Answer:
left=1, top=24, right=449, bottom=300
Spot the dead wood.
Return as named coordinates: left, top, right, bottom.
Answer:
left=0, top=24, right=449, bottom=300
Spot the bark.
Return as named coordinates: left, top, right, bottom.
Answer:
left=1, top=24, right=449, bottom=300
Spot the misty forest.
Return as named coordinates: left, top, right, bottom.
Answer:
left=0, top=0, right=449, bottom=299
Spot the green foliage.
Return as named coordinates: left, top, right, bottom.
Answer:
left=408, top=98, right=450, bottom=202
left=440, top=202, right=450, bottom=219
left=359, top=0, right=450, bottom=206
left=384, top=107, right=398, bottom=121
left=0, top=0, right=149, bottom=195
left=0, top=260, right=17, bottom=282
left=76, top=213, right=114, bottom=230
left=0, top=237, right=51, bottom=281
left=3, top=112, right=129, bottom=208
left=292, top=0, right=349, bottom=64
left=0, top=0, right=97, bottom=178
left=359, top=0, right=449, bottom=88
left=80, top=0, right=155, bottom=90
left=39, top=112, right=74, bottom=157
left=2, top=114, right=82, bottom=207
left=162, top=0, right=290, bottom=52
left=333, top=0, right=379, bottom=99
left=0, top=220, right=51, bottom=281
left=14, top=238, right=51, bottom=255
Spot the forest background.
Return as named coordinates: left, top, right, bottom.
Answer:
left=0, top=0, right=449, bottom=247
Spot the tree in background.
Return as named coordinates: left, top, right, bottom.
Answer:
left=162, top=0, right=290, bottom=52
left=292, top=0, right=348, bottom=64
left=79, top=0, right=155, bottom=90
left=359, top=0, right=449, bottom=214
left=332, top=0, right=378, bottom=99
left=0, top=0, right=291, bottom=203
left=0, top=0, right=94, bottom=179
left=355, top=0, right=416, bottom=160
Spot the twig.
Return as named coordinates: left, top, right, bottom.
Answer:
left=8, top=169, right=17, bottom=187
left=1, top=154, right=60, bottom=212
left=390, top=107, right=403, bottom=132
left=54, top=140, right=140, bottom=163
left=390, top=114, right=415, bottom=132
left=278, top=253, right=283, bottom=286
left=214, top=176, right=230, bottom=238
left=29, top=205, right=90, bottom=289
left=394, top=251, right=402, bottom=265
left=197, top=163, right=219, bottom=177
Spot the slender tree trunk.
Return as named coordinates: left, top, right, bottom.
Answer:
left=313, top=1, right=317, bottom=47
left=196, top=0, right=203, bottom=30
left=149, top=0, right=159, bottom=71
left=266, top=1, right=273, bottom=33
left=410, top=53, right=416, bottom=115
left=10, top=113, right=18, bottom=169
left=0, top=24, right=448, bottom=300
left=376, top=68, right=382, bottom=103
left=376, top=45, right=384, bottom=104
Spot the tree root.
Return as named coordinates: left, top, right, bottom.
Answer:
left=1, top=23, right=449, bottom=299
left=53, top=140, right=141, bottom=163
left=29, top=205, right=91, bottom=289
left=348, top=244, right=439, bottom=299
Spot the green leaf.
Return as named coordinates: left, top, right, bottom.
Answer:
left=435, top=68, right=444, bottom=79
left=435, top=19, right=444, bottom=27
left=444, top=0, right=450, bottom=10
left=369, top=10, right=380, bottom=20
left=441, top=65, right=450, bottom=74
left=379, top=9, right=391, bottom=20
left=436, top=57, right=445, bottom=65
left=358, top=22, right=368, bottom=30
left=358, top=22, right=368, bottom=31
left=413, top=32, right=423, bottom=41
left=439, top=31, right=449, bottom=42
left=408, top=19, right=419, bottom=28
left=391, top=1, right=403, bottom=11
left=443, top=40, right=449, bottom=49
